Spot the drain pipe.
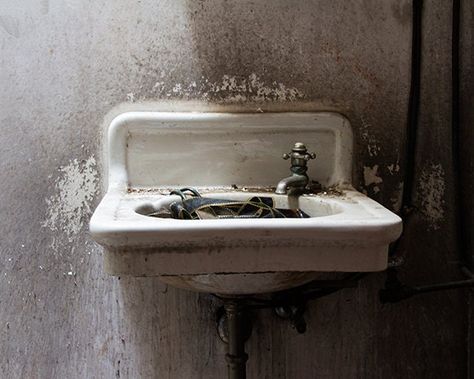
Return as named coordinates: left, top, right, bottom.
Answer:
left=215, top=274, right=362, bottom=378
left=224, top=299, right=249, bottom=379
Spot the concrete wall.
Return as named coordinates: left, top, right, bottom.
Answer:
left=0, top=0, right=471, bottom=378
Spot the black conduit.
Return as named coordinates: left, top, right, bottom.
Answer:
left=388, top=0, right=423, bottom=260
left=451, top=0, right=472, bottom=272
left=402, top=0, right=423, bottom=214
left=381, top=0, right=474, bottom=303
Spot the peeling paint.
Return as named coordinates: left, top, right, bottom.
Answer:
left=390, top=182, right=404, bottom=212
left=387, top=163, right=400, bottom=175
left=364, top=165, right=383, bottom=193
left=126, top=93, right=135, bottom=102
left=42, top=156, right=99, bottom=241
left=148, top=73, right=304, bottom=103
left=360, top=116, right=380, bottom=157
left=418, top=163, right=445, bottom=230
left=367, top=143, right=381, bottom=157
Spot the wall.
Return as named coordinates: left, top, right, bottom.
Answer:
left=0, top=0, right=472, bottom=378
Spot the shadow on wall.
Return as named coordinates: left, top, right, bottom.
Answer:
left=127, top=0, right=409, bottom=109
left=118, top=277, right=226, bottom=377
left=126, top=0, right=409, bottom=209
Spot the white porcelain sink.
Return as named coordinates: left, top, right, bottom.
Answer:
left=90, top=111, right=402, bottom=294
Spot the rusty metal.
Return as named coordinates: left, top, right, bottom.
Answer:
left=224, top=299, right=249, bottom=379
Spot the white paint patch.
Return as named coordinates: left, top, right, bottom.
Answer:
left=172, top=83, right=182, bottom=93
left=213, top=73, right=304, bottom=102
left=360, top=116, right=380, bottom=157
left=364, top=165, right=383, bottom=193
left=153, top=73, right=304, bottom=102
left=418, top=163, right=445, bottom=230
left=367, top=144, right=381, bottom=157
left=126, top=93, right=135, bottom=102
left=42, top=156, right=99, bottom=241
left=387, top=163, right=400, bottom=175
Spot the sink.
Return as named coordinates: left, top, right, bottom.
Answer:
left=90, top=111, right=402, bottom=294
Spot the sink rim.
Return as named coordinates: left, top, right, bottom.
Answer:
left=90, top=188, right=402, bottom=245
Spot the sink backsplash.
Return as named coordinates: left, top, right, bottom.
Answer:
left=108, top=112, right=353, bottom=191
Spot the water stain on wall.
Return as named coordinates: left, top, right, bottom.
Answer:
left=0, top=15, right=19, bottom=38
left=391, top=0, right=412, bottom=26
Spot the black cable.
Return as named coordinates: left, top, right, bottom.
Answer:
left=402, top=0, right=423, bottom=213
left=380, top=0, right=474, bottom=303
left=451, top=0, right=472, bottom=272
left=387, top=0, right=423, bottom=261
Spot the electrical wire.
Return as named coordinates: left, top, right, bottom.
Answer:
left=451, top=0, right=472, bottom=273
left=381, top=0, right=474, bottom=303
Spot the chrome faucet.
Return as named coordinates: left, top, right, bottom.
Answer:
left=275, top=142, right=316, bottom=194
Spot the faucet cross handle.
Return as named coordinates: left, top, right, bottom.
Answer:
left=276, top=142, right=316, bottom=194
left=282, top=142, right=316, bottom=163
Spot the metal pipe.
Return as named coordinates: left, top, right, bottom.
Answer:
left=414, top=278, right=474, bottom=294
left=401, top=0, right=423, bottom=214
left=451, top=0, right=472, bottom=271
left=380, top=276, right=474, bottom=303
left=386, top=0, right=423, bottom=266
left=275, top=174, right=308, bottom=194
left=224, top=300, right=248, bottom=379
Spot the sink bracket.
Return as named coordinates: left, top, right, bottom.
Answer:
left=274, top=303, right=307, bottom=333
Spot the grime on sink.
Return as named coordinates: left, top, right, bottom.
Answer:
left=126, top=182, right=346, bottom=198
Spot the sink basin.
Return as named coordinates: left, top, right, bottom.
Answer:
left=135, top=191, right=343, bottom=219
left=90, top=111, right=402, bottom=294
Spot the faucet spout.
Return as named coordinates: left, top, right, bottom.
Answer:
left=275, top=174, right=308, bottom=194
left=275, top=142, right=316, bottom=195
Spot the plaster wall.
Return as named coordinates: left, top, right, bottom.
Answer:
left=0, top=0, right=471, bottom=378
